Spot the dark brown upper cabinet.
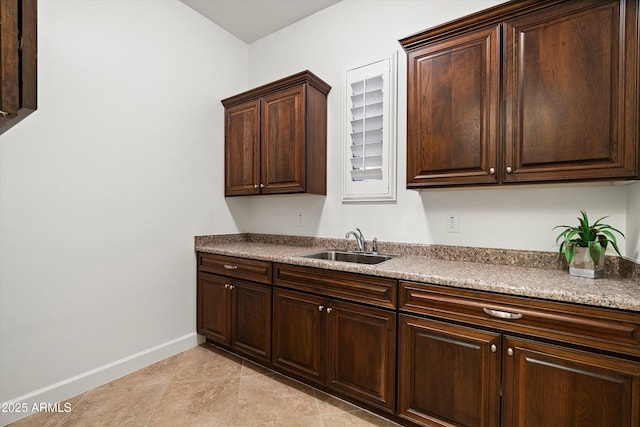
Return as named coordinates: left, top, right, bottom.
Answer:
left=0, top=0, right=37, bottom=136
left=404, top=25, right=500, bottom=187
left=221, top=71, right=331, bottom=196
left=401, top=0, right=639, bottom=188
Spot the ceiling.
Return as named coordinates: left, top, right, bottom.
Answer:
left=180, top=0, right=341, bottom=44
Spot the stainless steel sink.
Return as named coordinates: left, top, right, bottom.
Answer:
left=298, top=250, right=398, bottom=265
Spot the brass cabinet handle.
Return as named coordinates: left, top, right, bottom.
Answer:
left=223, top=264, right=238, bottom=270
left=483, top=308, right=523, bottom=320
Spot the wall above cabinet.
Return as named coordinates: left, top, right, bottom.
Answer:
left=400, top=0, right=639, bottom=188
left=221, top=71, right=331, bottom=196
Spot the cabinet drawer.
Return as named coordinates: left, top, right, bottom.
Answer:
left=274, top=263, right=397, bottom=308
left=399, top=281, right=640, bottom=358
left=197, top=253, right=272, bottom=285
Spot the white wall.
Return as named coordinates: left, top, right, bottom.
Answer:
left=0, top=0, right=247, bottom=422
left=627, top=183, right=640, bottom=260
left=245, top=0, right=636, bottom=259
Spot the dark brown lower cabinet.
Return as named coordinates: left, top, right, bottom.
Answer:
left=398, top=314, right=501, bottom=427
left=398, top=313, right=640, bottom=427
left=502, top=336, right=640, bottom=427
left=197, top=273, right=229, bottom=343
left=197, top=272, right=271, bottom=363
left=195, top=254, right=640, bottom=427
left=272, top=287, right=396, bottom=412
left=327, top=298, right=396, bottom=411
left=272, top=287, right=325, bottom=384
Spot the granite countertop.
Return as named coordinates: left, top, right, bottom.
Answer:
left=195, top=238, right=640, bottom=313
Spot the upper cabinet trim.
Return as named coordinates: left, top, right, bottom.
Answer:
left=222, top=70, right=331, bottom=108
left=400, top=0, right=570, bottom=50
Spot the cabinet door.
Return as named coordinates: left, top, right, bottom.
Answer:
left=197, top=273, right=230, bottom=344
left=225, top=99, right=261, bottom=195
left=0, top=0, right=20, bottom=115
left=502, top=336, right=640, bottom=427
left=261, top=86, right=306, bottom=194
left=503, top=0, right=639, bottom=182
left=0, top=0, right=37, bottom=136
left=326, top=300, right=396, bottom=412
left=406, top=26, right=499, bottom=187
left=229, top=279, right=272, bottom=363
left=272, top=288, right=325, bottom=384
left=397, top=315, right=501, bottom=427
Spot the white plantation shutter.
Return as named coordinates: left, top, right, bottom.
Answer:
left=343, top=56, right=396, bottom=202
left=350, top=75, right=384, bottom=181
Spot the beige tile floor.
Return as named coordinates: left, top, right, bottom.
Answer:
left=9, top=343, right=400, bottom=427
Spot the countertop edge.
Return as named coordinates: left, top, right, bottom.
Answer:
left=195, top=240, right=640, bottom=313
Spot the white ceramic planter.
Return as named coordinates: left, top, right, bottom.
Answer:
left=569, top=246, right=605, bottom=279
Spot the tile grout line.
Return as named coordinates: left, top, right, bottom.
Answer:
left=142, top=351, right=186, bottom=427
left=311, top=388, right=328, bottom=427
left=237, top=359, right=245, bottom=426
left=50, top=391, right=89, bottom=427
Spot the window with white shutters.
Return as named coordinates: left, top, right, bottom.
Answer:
left=343, top=55, right=397, bottom=202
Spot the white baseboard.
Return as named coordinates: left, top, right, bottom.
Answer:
left=1, top=332, right=198, bottom=426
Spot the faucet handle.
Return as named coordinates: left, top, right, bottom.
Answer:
left=372, top=237, right=378, bottom=254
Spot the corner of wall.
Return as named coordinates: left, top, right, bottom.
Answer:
left=626, top=182, right=640, bottom=262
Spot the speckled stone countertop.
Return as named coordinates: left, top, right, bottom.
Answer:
left=195, top=234, right=640, bottom=313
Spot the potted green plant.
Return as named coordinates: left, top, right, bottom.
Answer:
left=554, top=210, right=624, bottom=278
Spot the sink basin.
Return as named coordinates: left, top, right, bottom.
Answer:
left=298, top=250, right=397, bottom=265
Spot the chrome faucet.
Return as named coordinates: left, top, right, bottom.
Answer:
left=345, top=228, right=366, bottom=252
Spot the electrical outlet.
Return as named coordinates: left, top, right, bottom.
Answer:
left=296, top=212, right=304, bottom=227
left=445, top=214, right=459, bottom=233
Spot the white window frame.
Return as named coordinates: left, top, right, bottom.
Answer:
left=342, top=54, right=397, bottom=203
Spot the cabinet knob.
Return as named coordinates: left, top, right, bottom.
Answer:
left=489, top=167, right=495, bottom=175
left=254, top=184, right=259, bottom=188
left=223, top=264, right=238, bottom=270
left=326, top=307, right=333, bottom=314
left=224, top=284, right=231, bottom=289
left=260, top=183, right=266, bottom=188
left=490, top=344, right=497, bottom=353
left=506, top=166, right=512, bottom=173
left=318, top=305, right=324, bottom=312
left=507, top=348, right=514, bottom=356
